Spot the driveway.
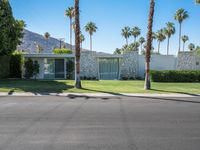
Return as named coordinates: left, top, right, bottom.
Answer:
left=0, top=95, right=200, bottom=150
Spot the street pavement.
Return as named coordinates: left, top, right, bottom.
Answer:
left=0, top=95, right=200, bottom=150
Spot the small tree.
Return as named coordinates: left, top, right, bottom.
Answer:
left=24, top=59, right=40, bottom=79
left=188, top=43, right=195, bottom=51
left=33, top=61, right=40, bottom=79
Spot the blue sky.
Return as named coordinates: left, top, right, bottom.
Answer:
left=10, top=0, right=200, bottom=54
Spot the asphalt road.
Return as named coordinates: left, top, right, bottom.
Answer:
left=0, top=95, right=200, bottom=150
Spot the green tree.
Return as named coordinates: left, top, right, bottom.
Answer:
left=0, top=0, right=25, bottom=55
left=139, top=37, right=145, bottom=53
left=121, top=26, right=131, bottom=45
left=131, top=26, right=141, bottom=42
left=74, top=0, right=82, bottom=88
left=164, top=22, right=176, bottom=55
left=155, top=29, right=166, bottom=54
left=85, top=22, right=98, bottom=51
left=65, top=7, right=74, bottom=50
left=188, top=43, right=195, bottom=51
left=174, top=8, right=189, bottom=52
left=181, top=35, right=189, bottom=51
left=144, top=0, right=155, bottom=90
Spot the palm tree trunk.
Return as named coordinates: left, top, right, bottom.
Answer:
left=144, top=0, right=155, bottom=90
left=134, top=37, right=136, bottom=43
left=183, top=42, right=185, bottom=51
left=167, top=37, right=170, bottom=55
left=140, top=44, right=143, bottom=53
left=74, top=0, right=82, bottom=89
left=178, top=23, right=182, bottom=52
left=90, top=34, right=92, bottom=51
left=158, top=41, right=160, bottom=53
left=70, top=18, right=73, bottom=50
left=126, top=38, right=128, bottom=45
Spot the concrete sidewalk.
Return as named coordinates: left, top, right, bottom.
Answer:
left=0, top=92, right=199, bottom=97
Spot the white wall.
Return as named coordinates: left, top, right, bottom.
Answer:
left=138, top=55, right=177, bottom=78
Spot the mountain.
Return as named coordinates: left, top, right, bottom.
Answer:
left=17, top=29, right=111, bottom=55
left=17, top=29, right=74, bottom=53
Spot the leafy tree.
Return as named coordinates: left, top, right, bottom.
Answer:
left=181, top=35, right=189, bottom=51
left=121, top=26, right=131, bottom=45
left=53, top=48, right=72, bottom=54
left=65, top=7, right=74, bottom=50
left=174, top=8, right=189, bottom=52
left=85, top=22, right=98, bottom=51
left=74, top=0, right=82, bottom=88
left=144, top=0, right=155, bottom=90
left=131, top=26, right=141, bottom=42
left=0, top=0, right=25, bottom=55
left=155, top=29, right=166, bottom=53
left=164, top=22, right=176, bottom=55
left=188, top=43, right=195, bottom=51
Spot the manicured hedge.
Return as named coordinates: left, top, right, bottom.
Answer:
left=151, top=70, right=200, bottom=82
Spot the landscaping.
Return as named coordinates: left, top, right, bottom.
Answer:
left=0, top=79, right=200, bottom=94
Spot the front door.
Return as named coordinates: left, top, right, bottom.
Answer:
left=55, top=59, right=64, bottom=79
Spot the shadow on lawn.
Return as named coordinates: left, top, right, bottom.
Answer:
left=0, top=79, right=73, bottom=95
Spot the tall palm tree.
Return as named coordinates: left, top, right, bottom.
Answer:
left=80, top=33, right=85, bottom=50
left=139, top=37, right=145, bottom=53
left=44, top=32, right=50, bottom=50
left=144, top=0, right=155, bottom=90
left=164, top=22, right=176, bottom=55
left=74, top=0, right=81, bottom=89
left=65, top=7, right=74, bottom=50
left=131, top=26, right=141, bottom=42
left=181, top=35, right=189, bottom=51
left=188, top=43, right=195, bottom=51
left=121, top=26, right=131, bottom=45
left=174, top=8, right=189, bottom=52
left=156, top=29, right=166, bottom=54
left=85, top=22, right=97, bottom=51
left=196, top=0, right=200, bottom=4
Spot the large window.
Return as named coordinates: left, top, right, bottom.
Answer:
left=99, top=58, right=119, bottom=80
left=44, top=59, right=55, bottom=79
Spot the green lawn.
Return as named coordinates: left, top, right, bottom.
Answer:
left=0, top=79, right=200, bottom=94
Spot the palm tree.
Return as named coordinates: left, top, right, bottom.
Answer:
left=188, top=43, right=195, bottom=51
left=74, top=0, right=81, bottom=89
left=181, top=35, right=189, bottom=51
left=44, top=32, right=50, bottom=50
left=164, top=22, right=175, bottom=55
left=144, top=0, right=155, bottom=90
left=131, top=26, right=141, bottom=42
left=139, top=37, right=145, bottom=53
left=80, top=33, right=85, bottom=50
left=196, top=0, right=200, bottom=4
left=65, top=7, right=74, bottom=50
left=155, top=29, right=166, bottom=54
left=174, top=8, right=189, bottom=52
left=85, top=22, right=97, bottom=51
left=121, top=27, right=131, bottom=45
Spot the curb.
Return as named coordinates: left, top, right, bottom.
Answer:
left=0, top=92, right=200, bottom=97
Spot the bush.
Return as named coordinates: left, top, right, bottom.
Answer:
left=151, top=70, right=200, bottom=82
left=24, top=59, right=40, bottom=79
left=10, top=53, right=24, bottom=78
left=53, top=48, right=72, bottom=54
left=0, top=56, right=10, bottom=78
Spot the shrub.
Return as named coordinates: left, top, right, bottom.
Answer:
left=0, top=56, right=10, bottom=78
left=151, top=70, right=200, bottom=82
left=9, top=53, right=24, bottom=78
left=53, top=48, right=72, bottom=54
left=24, top=59, right=40, bottom=79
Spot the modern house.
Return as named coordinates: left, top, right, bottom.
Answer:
left=23, top=51, right=200, bottom=80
